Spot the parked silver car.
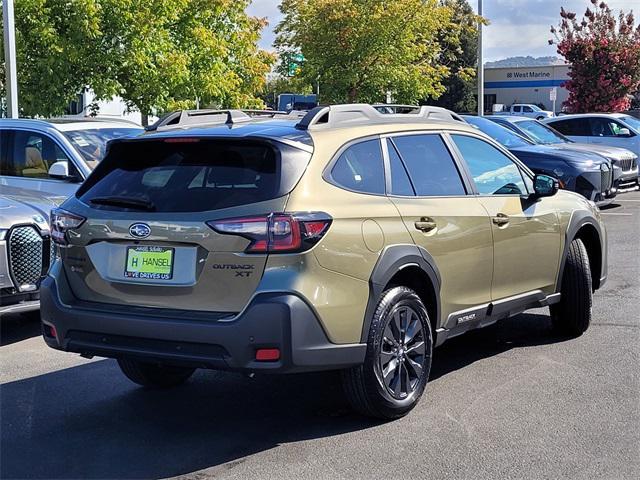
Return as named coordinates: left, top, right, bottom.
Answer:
left=0, top=195, right=55, bottom=314
left=0, top=118, right=143, bottom=202
left=0, top=118, right=142, bottom=314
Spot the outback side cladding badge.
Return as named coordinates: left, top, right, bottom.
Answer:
left=129, top=223, right=151, bottom=239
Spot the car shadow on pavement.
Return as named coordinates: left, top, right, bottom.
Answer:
left=1, top=311, right=569, bottom=479
left=430, top=311, right=571, bottom=381
left=0, top=311, right=42, bottom=347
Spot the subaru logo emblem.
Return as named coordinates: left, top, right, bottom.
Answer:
left=129, top=223, right=151, bottom=239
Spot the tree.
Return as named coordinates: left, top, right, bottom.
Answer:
left=94, top=0, right=274, bottom=124
left=427, top=0, right=479, bottom=113
left=1, top=0, right=274, bottom=122
left=1, top=0, right=103, bottom=117
left=550, top=0, right=640, bottom=113
left=275, top=0, right=477, bottom=104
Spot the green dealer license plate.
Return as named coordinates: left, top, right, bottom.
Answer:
left=125, top=246, right=174, bottom=280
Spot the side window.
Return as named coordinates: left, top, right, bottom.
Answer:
left=589, top=118, right=615, bottom=137
left=386, top=139, right=415, bottom=196
left=607, top=120, right=632, bottom=137
left=553, top=119, right=590, bottom=136
left=523, top=106, right=533, bottom=113
left=0, top=130, right=8, bottom=175
left=513, top=106, right=521, bottom=113
left=9, top=130, right=71, bottom=179
left=331, top=139, right=385, bottom=194
left=451, top=135, right=527, bottom=195
left=391, top=134, right=466, bottom=196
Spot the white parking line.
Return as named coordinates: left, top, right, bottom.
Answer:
left=601, top=212, right=633, bottom=216
left=614, top=200, right=640, bottom=202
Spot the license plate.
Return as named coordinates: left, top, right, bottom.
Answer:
left=124, top=246, right=174, bottom=280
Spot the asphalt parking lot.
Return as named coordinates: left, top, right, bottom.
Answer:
left=1, top=192, right=639, bottom=480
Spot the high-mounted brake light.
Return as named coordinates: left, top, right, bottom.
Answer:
left=163, top=138, right=201, bottom=143
left=207, top=213, right=331, bottom=254
left=50, top=208, right=86, bottom=245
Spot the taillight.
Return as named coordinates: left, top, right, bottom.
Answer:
left=50, top=208, right=86, bottom=245
left=207, top=212, right=331, bottom=253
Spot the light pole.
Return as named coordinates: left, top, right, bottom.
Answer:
left=477, top=0, right=484, bottom=117
left=3, top=0, right=19, bottom=118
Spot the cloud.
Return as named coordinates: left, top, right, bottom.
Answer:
left=246, top=0, right=282, bottom=51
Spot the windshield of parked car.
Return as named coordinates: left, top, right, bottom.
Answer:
left=463, top=116, right=533, bottom=148
left=621, top=115, right=640, bottom=132
left=529, top=105, right=542, bottom=112
left=515, top=120, right=571, bottom=144
left=63, top=128, right=143, bottom=168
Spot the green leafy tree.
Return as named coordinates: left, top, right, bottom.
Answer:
left=427, top=0, right=480, bottom=113
left=1, top=0, right=274, bottom=122
left=1, top=0, right=103, bottom=117
left=94, top=0, right=274, bottom=124
left=275, top=0, right=478, bottom=104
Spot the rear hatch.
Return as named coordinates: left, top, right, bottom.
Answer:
left=56, top=136, right=312, bottom=314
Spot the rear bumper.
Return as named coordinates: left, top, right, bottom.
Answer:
left=0, top=299, right=40, bottom=315
left=40, top=274, right=366, bottom=373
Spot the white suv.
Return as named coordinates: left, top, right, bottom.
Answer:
left=544, top=113, right=640, bottom=160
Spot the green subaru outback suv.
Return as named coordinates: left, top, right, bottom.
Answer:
left=42, top=105, right=607, bottom=419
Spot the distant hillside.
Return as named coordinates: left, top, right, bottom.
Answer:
left=485, top=56, right=565, bottom=68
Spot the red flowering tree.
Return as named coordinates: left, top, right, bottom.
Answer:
left=550, top=0, right=640, bottom=112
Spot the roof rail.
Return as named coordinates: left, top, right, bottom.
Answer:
left=296, top=104, right=463, bottom=130
left=372, top=104, right=421, bottom=114
left=145, top=109, right=290, bottom=131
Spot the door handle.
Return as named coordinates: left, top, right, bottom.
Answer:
left=414, top=217, right=437, bottom=232
left=492, top=213, right=509, bottom=226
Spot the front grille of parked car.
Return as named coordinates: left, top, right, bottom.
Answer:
left=7, top=225, right=49, bottom=291
left=601, top=164, right=612, bottom=191
left=617, top=156, right=637, bottom=172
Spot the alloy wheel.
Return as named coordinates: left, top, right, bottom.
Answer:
left=378, top=305, right=427, bottom=400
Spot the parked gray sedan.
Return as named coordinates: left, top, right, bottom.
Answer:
left=0, top=118, right=143, bottom=202
left=0, top=118, right=142, bottom=314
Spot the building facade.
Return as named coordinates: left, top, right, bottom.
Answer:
left=484, top=65, right=570, bottom=113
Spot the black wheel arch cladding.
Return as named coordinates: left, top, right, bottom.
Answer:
left=362, top=244, right=441, bottom=343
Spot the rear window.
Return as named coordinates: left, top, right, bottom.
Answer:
left=77, top=138, right=311, bottom=212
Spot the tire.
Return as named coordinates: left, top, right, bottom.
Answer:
left=341, top=286, right=433, bottom=419
left=550, top=238, right=592, bottom=336
left=117, top=358, right=195, bottom=388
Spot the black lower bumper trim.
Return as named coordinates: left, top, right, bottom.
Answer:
left=40, top=275, right=366, bottom=373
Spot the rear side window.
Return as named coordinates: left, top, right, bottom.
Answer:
left=550, top=119, right=590, bottom=136
left=330, top=139, right=385, bottom=194
left=391, top=134, right=466, bottom=196
left=77, top=139, right=311, bottom=212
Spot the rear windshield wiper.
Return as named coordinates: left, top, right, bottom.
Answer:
left=89, top=196, right=156, bottom=211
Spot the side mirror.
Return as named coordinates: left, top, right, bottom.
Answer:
left=48, top=161, right=78, bottom=182
left=617, top=127, right=632, bottom=137
left=532, top=174, right=559, bottom=198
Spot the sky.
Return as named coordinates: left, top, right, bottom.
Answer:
left=246, top=0, right=637, bottom=62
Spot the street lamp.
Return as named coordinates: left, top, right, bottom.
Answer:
left=2, top=0, right=19, bottom=118
left=477, top=0, right=484, bottom=117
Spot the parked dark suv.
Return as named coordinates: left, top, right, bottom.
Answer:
left=463, top=115, right=616, bottom=205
